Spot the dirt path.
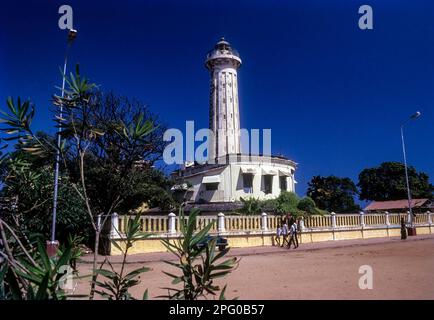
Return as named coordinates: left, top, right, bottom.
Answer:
left=75, top=236, right=434, bottom=300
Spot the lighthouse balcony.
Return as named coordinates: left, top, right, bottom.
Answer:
left=206, top=47, right=240, bottom=60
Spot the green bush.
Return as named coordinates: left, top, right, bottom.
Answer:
left=297, top=196, right=316, bottom=213
left=1, top=158, right=92, bottom=244
left=160, top=208, right=238, bottom=300
left=238, top=191, right=325, bottom=217
left=238, top=197, right=262, bottom=215
left=275, top=191, right=299, bottom=214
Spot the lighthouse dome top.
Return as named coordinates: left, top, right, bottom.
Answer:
left=205, top=37, right=242, bottom=70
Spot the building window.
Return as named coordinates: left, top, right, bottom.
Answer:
left=243, top=173, right=253, bottom=193
left=264, top=175, right=273, bottom=194
left=205, top=183, right=219, bottom=191
left=280, top=176, right=287, bottom=191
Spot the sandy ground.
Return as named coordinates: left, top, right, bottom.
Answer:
left=75, top=235, right=434, bottom=300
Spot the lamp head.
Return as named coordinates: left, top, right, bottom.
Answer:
left=411, top=111, right=421, bottom=120
left=68, top=29, right=78, bottom=42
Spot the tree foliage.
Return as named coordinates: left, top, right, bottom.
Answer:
left=1, top=157, right=91, bottom=243
left=63, top=91, right=174, bottom=215
left=275, top=191, right=300, bottom=215
left=358, top=162, right=433, bottom=201
left=0, top=66, right=176, bottom=299
left=297, top=197, right=316, bottom=213
left=307, top=175, right=361, bottom=213
left=0, top=68, right=174, bottom=242
left=238, top=197, right=262, bottom=215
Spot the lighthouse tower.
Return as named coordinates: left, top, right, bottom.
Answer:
left=173, top=38, right=297, bottom=206
left=205, top=38, right=242, bottom=160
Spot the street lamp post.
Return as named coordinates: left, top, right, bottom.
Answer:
left=400, top=111, right=421, bottom=236
left=47, top=29, right=78, bottom=257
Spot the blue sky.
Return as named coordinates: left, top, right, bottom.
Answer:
left=1, top=0, right=433, bottom=200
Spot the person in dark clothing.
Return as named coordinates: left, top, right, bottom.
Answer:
left=401, top=217, right=407, bottom=240
left=294, top=218, right=299, bottom=247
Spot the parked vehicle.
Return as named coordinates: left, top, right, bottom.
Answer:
left=195, top=235, right=228, bottom=251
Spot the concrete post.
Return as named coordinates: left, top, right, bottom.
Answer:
left=110, top=212, right=119, bottom=238
left=299, top=217, right=305, bottom=232
left=218, top=212, right=226, bottom=233
left=407, top=210, right=411, bottom=224
left=360, top=211, right=365, bottom=228
left=97, top=213, right=102, bottom=232
left=261, top=212, right=268, bottom=231
left=385, top=211, right=390, bottom=226
left=168, top=212, right=176, bottom=234
left=427, top=211, right=432, bottom=225
left=331, top=212, right=336, bottom=228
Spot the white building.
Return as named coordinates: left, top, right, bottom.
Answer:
left=173, top=38, right=297, bottom=204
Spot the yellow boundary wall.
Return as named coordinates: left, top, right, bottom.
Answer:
left=110, top=224, right=434, bottom=255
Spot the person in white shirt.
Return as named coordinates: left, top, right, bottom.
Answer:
left=281, top=222, right=289, bottom=247
left=288, top=221, right=299, bottom=249
left=275, top=224, right=282, bottom=246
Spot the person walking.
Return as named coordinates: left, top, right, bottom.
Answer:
left=288, top=220, right=299, bottom=249
left=275, top=224, right=282, bottom=246
left=286, top=213, right=292, bottom=226
left=281, top=221, right=289, bottom=247
left=293, top=219, right=299, bottom=248
left=400, top=217, right=407, bottom=240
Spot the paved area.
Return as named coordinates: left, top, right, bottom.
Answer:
left=76, top=234, right=434, bottom=299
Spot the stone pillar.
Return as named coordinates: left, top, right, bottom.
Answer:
left=97, top=213, right=102, bottom=232
left=299, top=217, right=305, bottom=232
left=331, top=212, right=336, bottom=228
left=261, top=212, right=268, bottom=231
left=407, top=210, right=411, bottom=224
left=168, top=212, right=176, bottom=235
left=360, top=211, right=365, bottom=228
left=110, top=212, right=119, bottom=238
left=218, top=212, right=226, bottom=233
left=427, top=211, right=432, bottom=225
left=385, top=211, right=390, bottom=226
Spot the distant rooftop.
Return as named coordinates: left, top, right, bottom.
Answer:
left=364, top=199, right=432, bottom=212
